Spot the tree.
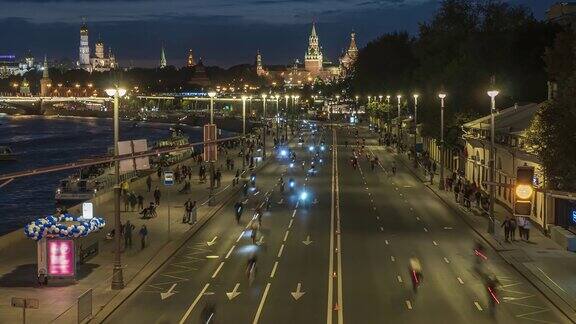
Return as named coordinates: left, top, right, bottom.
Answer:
left=525, top=27, right=576, bottom=191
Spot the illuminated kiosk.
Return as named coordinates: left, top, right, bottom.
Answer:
left=24, top=213, right=105, bottom=284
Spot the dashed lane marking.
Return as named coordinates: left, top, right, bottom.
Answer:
left=283, top=230, right=290, bottom=242
left=457, top=277, right=464, bottom=284
left=270, top=261, right=279, bottom=278
left=474, top=301, right=483, bottom=311
left=397, top=275, right=403, bottom=283
left=391, top=256, right=395, bottom=262
left=406, top=300, right=413, bottom=310
left=225, top=246, right=236, bottom=259
left=211, top=262, right=225, bottom=278
left=444, top=257, right=450, bottom=264
left=277, top=244, right=285, bottom=258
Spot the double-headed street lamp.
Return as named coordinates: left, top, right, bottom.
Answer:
left=487, top=89, right=499, bottom=234
left=386, top=95, right=391, bottom=135
left=261, top=93, right=267, bottom=158
left=207, top=91, right=217, bottom=205
left=274, top=94, right=280, bottom=138
left=207, top=91, right=217, bottom=124
left=105, top=86, right=127, bottom=290
left=396, top=94, right=402, bottom=150
left=438, top=92, right=447, bottom=190
left=413, top=94, right=419, bottom=168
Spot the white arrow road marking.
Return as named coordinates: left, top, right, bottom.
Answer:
left=160, top=283, right=177, bottom=300
left=397, top=276, right=403, bottom=283
left=385, top=240, right=389, bottom=245
left=226, top=283, right=241, bottom=300
left=432, top=241, right=438, bottom=246
left=444, top=257, right=450, bottom=264
left=390, top=256, right=395, bottom=262
left=207, top=236, right=218, bottom=246
left=291, top=283, right=306, bottom=300
left=423, top=228, right=428, bottom=233
left=302, top=235, right=313, bottom=245
left=457, top=277, right=464, bottom=284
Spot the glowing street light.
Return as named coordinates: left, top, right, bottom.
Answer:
left=487, top=88, right=499, bottom=234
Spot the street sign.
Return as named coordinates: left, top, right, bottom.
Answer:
left=11, top=297, right=39, bottom=309
left=203, top=124, right=218, bottom=162
left=163, top=171, right=174, bottom=186
left=82, top=202, right=93, bottom=220
left=11, top=297, right=38, bottom=324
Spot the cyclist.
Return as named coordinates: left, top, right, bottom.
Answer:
left=200, top=302, right=216, bottom=323
left=409, top=256, right=423, bottom=293
left=234, top=201, right=243, bottom=224
left=246, top=254, right=258, bottom=285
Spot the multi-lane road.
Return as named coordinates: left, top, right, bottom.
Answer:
left=104, top=123, right=570, bottom=324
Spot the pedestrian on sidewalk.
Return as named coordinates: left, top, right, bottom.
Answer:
left=216, top=169, right=222, bottom=187
left=129, top=192, right=137, bottom=212
left=501, top=217, right=512, bottom=242
left=123, top=220, right=135, bottom=248
left=139, top=224, right=148, bottom=249
left=524, top=219, right=531, bottom=241
left=154, top=187, right=161, bottom=205
left=517, top=216, right=526, bottom=241
left=137, top=194, right=144, bottom=211
left=183, top=198, right=192, bottom=223
left=123, top=192, right=130, bottom=212
left=146, top=175, right=152, bottom=192
left=510, top=217, right=517, bottom=241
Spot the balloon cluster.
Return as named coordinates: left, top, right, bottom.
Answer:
left=24, top=214, right=106, bottom=241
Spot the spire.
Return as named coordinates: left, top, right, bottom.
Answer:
left=187, top=49, right=196, bottom=67
left=160, top=45, right=167, bottom=68
left=311, top=22, right=317, bottom=38
left=42, top=55, right=49, bottom=78
left=349, top=31, right=357, bottom=52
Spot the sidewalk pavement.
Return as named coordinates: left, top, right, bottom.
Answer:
left=388, top=145, right=576, bottom=322
left=0, top=139, right=265, bottom=323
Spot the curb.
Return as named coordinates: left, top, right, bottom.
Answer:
left=393, top=151, right=576, bottom=323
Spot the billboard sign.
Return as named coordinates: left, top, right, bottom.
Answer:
left=47, top=239, right=75, bottom=277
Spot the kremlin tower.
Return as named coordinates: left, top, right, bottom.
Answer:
left=304, top=23, right=323, bottom=74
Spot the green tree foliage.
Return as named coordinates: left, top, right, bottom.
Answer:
left=352, top=0, right=557, bottom=148
left=525, top=29, right=576, bottom=191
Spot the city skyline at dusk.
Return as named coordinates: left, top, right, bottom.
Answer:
left=0, top=0, right=558, bottom=67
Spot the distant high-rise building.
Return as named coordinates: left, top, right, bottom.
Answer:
left=40, top=55, right=51, bottom=96
left=187, top=49, right=196, bottom=67
left=547, top=2, right=576, bottom=26
left=79, top=18, right=91, bottom=70
left=304, top=23, right=323, bottom=74
left=160, top=45, right=167, bottom=68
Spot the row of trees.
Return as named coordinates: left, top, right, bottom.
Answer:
left=350, top=0, right=559, bottom=147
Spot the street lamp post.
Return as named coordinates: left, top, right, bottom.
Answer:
left=207, top=91, right=217, bottom=124
left=487, top=89, right=499, bottom=234
left=396, top=94, right=402, bottom=151
left=413, top=94, right=419, bottom=168
left=105, top=86, right=127, bottom=290
left=207, top=91, right=217, bottom=205
left=438, top=93, right=447, bottom=190
left=274, top=94, right=280, bottom=140
left=386, top=95, right=391, bottom=136
left=284, top=95, right=289, bottom=140
left=241, top=95, right=247, bottom=169
left=261, top=93, right=267, bottom=158
left=240, top=95, right=247, bottom=137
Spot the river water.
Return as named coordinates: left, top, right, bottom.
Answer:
left=0, top=115, right=208, bottom=236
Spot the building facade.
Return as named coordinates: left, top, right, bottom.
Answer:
left=0, top=52, right=42, bottom=78
left=256, top=23, right=358, bottom=87
left=40, top=56, right=52, bottom=96
left=78, top=20, right=117, bottom=72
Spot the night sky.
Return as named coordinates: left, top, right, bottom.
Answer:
left=0, top=0, right=559, bottom=68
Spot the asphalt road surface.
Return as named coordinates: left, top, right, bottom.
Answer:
left=104, top=123, right=570, bottom=324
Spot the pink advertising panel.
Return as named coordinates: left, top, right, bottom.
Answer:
left=47, top=239, right=75, bottom=277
